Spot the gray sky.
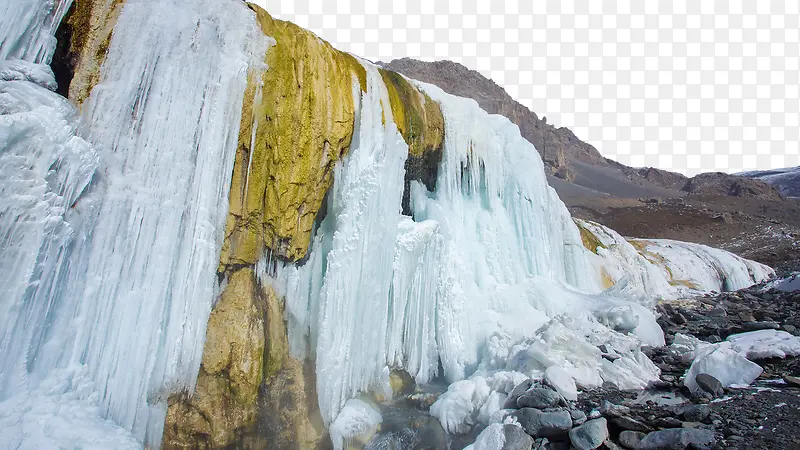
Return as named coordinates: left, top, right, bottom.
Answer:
left=254, top=0, right=800, bottom=175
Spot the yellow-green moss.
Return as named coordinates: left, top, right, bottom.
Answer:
left=379, top=68, right=444, bottom=158
left=163, top=269, right=264, bottom=449
left=61, top=0, right=125, bottom=107
left=219, top=5, right=368, bottom=264
left=576, top=221, right=606, bottom=254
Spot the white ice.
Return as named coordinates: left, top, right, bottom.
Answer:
left=463, top=422, right=521, bottom=450
left=673, top=330, right=800, bottom=393
left=329, top=399, right=382, bottom=450
left=268, top=71, right=675, bottom=428
left=576, top=220, right=675, bottom=302
left=0, top=0, right=268, bottom=447
left=577, top=220, right=773, bottom=299
left=0, top=0, right=71, bottom=64
left=762, top=273, right=800, bottom=292
left=683, top=343, right=762, bottom=394
left=630, top=239, right=773, bottom=292
left=727, top=330, right=800, bottom=360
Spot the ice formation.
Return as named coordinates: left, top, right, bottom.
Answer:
left=763, top=272, right=800, bottom=292
left=672, top=330, right=800, bottom=393
left=629, top=239, right=773, bottom=292
left=0, top=0, right=268, bottom=447
left=268, top=75, right=666, bottom=427
left=329, top=399, right=383, bottom=450
left=0, top=0, right=780, bottom=446
left=0, top=0, right=70, bottom=63
left=578, top=220, right=773, bottom=299
left=727, top=330, right=800, bottom=360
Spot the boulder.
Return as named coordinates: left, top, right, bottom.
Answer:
left=695, top=373, right=724, bottom=398
left=599, top=401, right=631, bottom=418
left=570, top=409, right=587, bottom=426
left=517, top=388, right=562, bottom=409
left=568, top=417, right=608, bottom=450
left=610, top=416, right=653, bottom=433
left=617, top=430, right=645, bottom=449
left=511, top=408, right=572, bottom=438
left=680, top=405, right=711, bottom=422
left=503, top=379, right=535, bottom=409
left=637, top=428, right=716, bottom=450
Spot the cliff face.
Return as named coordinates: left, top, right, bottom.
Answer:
left=162, top=6, right=444, bottom=449
left=51, top=0, right=125, bottom=106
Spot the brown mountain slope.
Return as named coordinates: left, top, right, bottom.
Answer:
left=381, top=58, right=784, bottom=203
left=381, top=58, right=800, bottom=270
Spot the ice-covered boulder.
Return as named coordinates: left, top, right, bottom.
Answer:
left=726, top=329, right=800, bottom=360
left=329, top=399, right=382, bottom=450
left=683, top=343, right=762, bottom=394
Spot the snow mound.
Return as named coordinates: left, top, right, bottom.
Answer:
left=683, top=343, right=763, bottom=394
left=762, top=273, right=800, bottom=292
left=329, top=399, right=382, bottom=450
left=727, top=330, right=800, bottom=360
left=675, top=330, right=800, bottom=393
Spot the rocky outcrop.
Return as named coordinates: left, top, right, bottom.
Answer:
left=379, top=68, right=444, bottom=214
left=50, top=0, right=125, bottom=105
left=221, top=6, right=366, bottom=264
left=165, top=5, right=447, bottom=449
left=382, top=57, right=577, bottom=179
left=163, top=269, right=266, bottom=449
left=739, top=166, right=800, bottom=199
left=683, top=172, right=785, bottom=201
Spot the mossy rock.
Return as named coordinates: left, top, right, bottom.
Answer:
left=378, top=68, right=444, bottom=158
left=222, top=5, right=367, bottom=264
left=576, top=221, right=607, bottom=254
left=50, top=0, right=125, bottom=106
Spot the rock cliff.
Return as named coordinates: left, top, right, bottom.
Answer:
left=161, top=5, right=444, bottom=449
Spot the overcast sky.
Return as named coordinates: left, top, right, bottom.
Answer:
left=252, top=0, right=800, bottom=176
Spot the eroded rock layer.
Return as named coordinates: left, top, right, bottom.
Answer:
left=164, top=5, right=445, bottom=449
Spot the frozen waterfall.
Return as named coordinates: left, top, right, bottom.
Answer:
left=267, top=72, right=664, bottom=428
left=0, top=0, right=268, bottom=447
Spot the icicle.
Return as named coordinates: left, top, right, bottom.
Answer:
left=0, top=0, right=72, bottom=64
left=0, top=0, right=269, bottom=447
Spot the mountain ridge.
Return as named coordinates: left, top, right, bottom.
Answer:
left=381, top=57, right=784, bottom=202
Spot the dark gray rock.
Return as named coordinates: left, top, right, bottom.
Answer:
left=707, top=307, right=727, bottom=317
left=500, top=424, right=534, bottom=450
left=637, top=428, right=716, bottom=449
left=599, top=400, right=631, bottom=418
left=681, top=404, right=711, bottom=422
left=653, top=416, right=682, bottom=428
left=568, top=417, right=608, bottom=450
left=742, top=321, right=781, bottom=331
left=504, top=379, right=535, bottom=409
left=617, top=430, right=646, bottom=449
left=517, top=388, right=562, bottom=409
left=511, top=408, right=572, bottom=438
left=570, top=409, right=587, bottom=426
left=610, top=416, right=653, bottom=433
left=695, top=373, right=724, bottom=398
left=784, top=375, right=800, bottom=387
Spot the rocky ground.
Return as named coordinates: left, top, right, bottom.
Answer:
left=485, top=281, right=800, bottom=450
left=366, top=279, right=800, bottom=450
